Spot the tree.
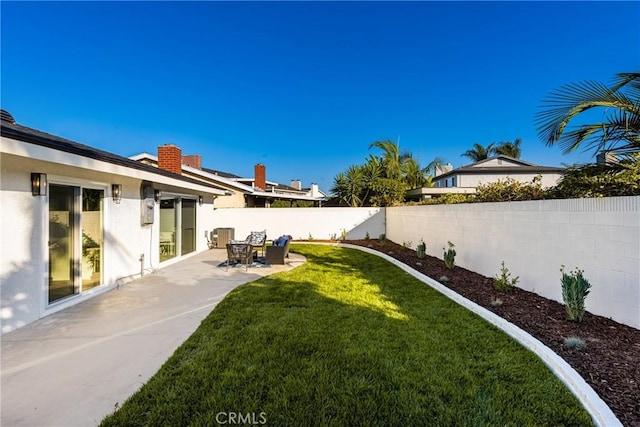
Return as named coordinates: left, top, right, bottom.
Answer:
left=330, top=165, right=365, bottom=207
left=331, top=140, right=445, bottom=206
left=369, top=139, right=403, bottom=180
left=461, top=143, right=496, bottom=162
left=494, top=137, right=522, bottom=158
left=536, top=71, right=640, bottom=161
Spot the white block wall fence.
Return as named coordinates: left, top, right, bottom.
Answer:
left=386, top=196, right=640, bottom=329
left=209, top=207, right=385, bottom=243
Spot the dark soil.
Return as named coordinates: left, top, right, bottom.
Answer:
left=345, top=239, right=640, bottom=426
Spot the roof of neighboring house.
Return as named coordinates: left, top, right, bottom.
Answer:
left=0, top=113, right=227, bottom=193
left=129, top=152, right=252, bottom=193
left=201, top=167, right=241, bottom=179
left=435, top=155, right=565, bottom=180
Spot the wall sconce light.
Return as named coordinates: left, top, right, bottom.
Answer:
left=112, top=184, right=123, bottom=204
left=31, top=173, right=47, bottom=196
left=154, top=189, right=162, bottom=203
left=198, top=195, right=204, bottom=206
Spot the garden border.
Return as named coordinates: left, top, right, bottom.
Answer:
left=338, top=243, right=622, bottom=427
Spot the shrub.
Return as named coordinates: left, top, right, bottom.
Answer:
left=490, top=298, right=503, bottom=307
left=424, top=193, right=472, bottom=205
left=402, top=241, right=412, bottom=250
left=475, top=176, right=545, bottom=202
left=364, top=231, right=370, bottom=240
left=563, top=336, right=586, bottom=350
left=443, top=241, right=456, bottom=269
left=308, top=233, right=314, bottom=241
left=341, top=229, right=347, bottom=240
left=549, top=154, right=640, bottom=198
left=560, top=266, right=591, bottom=322
left=416, top=239, right=426, bottom=259
left=379, top=233, right=386, bottom=244
left=493, top=261, right=519, bottom=292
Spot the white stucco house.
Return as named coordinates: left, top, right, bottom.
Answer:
left=0, top=111, right=234, bottom=333
left=406, top=155, right=566, bottom=201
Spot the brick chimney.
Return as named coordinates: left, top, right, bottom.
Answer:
left=254, top=164, right=266, bottom=190
left=182, top=154, right=202, bottom=170
left=158, top=144, right=182, bottom=175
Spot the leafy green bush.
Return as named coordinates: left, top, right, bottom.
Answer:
left=549, top=154, right=640, bottom=198
left=424, top=193, right=472, bottom=205
left=364, top=231, right=370, bottom=240
left=443, top=241, right=456, bottom=269
left=493, top=261, right=519, bottom=292
left=475, top=176, right=546, bottom=202
left=560, top=266, right=592, bottom=321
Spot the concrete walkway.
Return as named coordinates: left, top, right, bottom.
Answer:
left=1, top=249, right=305, bottom=427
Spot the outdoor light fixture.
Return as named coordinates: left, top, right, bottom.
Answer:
left=112, top=184, right=123, bottom=204
left=154, top=189, right=162, bottom=202
left=31, top=173, right=47, bottom=196
left=198, top=195, right=204, bottom=206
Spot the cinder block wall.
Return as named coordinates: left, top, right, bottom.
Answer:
left=209, top=207, right=385, bottom=243
left=386, top=196, right=640, bottom=328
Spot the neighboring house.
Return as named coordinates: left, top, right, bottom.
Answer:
left=131, top=148, right=326, bottom=208
left=406, top=155, right=565, bottom=201
left=0, top=111, right=230, bottom=333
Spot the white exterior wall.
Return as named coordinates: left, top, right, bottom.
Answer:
left=458, top=172, right=564, bottom=188
left=0, top=151, right=218, bottom=333
left=386, top=197, right=640, bottom=329
left=210, top=207, right=385, bottom=241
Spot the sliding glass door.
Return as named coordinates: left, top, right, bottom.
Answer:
left=48, top=184, right=104, bottom=304
left=159, top=196, right=196, bottom=262
left=49, top=185, right=77, bottom=303
left=181, top=199, right=196, bottom=255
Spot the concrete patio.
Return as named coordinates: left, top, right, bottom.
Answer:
left=1, top=249, right=305, bottom=427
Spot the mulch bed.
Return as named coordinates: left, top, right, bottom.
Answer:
left=344, top=239, right=640, bottom=426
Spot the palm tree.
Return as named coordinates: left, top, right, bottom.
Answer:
left=361, top=154, right=383, bottom=205
left=369, top=139, right=402, bottom=180
left=535, top=71, right=640, bottom=161
left=494, top=137, right=523, bottom=158
left=461, top=143, right=495, bottom=162
left=330, top=165, right=365, bottom=207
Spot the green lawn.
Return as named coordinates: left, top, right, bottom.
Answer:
left=101, top=244, right=592, bottom=426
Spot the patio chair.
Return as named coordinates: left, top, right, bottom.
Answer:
left=246, top=230, right=267, bottom=257
left=225, top=242, right=254, bottom=271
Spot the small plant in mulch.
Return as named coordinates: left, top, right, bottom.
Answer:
left=365, top=231, right=370, bottom=240
left=416, top=239, right=426, bottom=259
left=560, top=266, right=591, bottom=322
left=564, top=336, right=586, bottom=350
left=443, top=241, right=456, bottom=269
left=308, top=233, right=314, bottom=241
left=402, top=241, right=412, bottom=251
left=490, top=298, right=504, bottom=307
left=379, top=233, right=386, bottom=245
left=493, top=261, right=519, bottom=292
left=341, top=229, right=347, bottom=240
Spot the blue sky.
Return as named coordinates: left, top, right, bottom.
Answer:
left=2, top=1, right=638, bottom=192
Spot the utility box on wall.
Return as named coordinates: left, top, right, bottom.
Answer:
left=140, top=182, right=155, bottom=225
left=141, top=199, right=154, bottom=224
